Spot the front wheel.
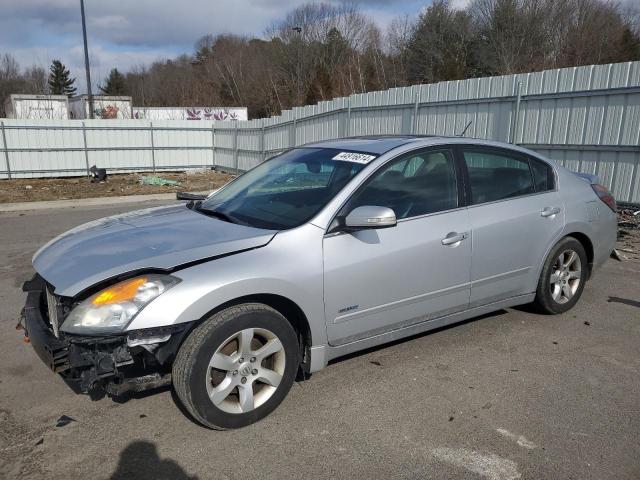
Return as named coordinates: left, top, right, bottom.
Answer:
left=533, top=237, right=588, bottom=314
left=172, top=303, right=299, bottom=429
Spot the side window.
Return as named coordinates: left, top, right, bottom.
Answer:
left=463, top=149, right=534, bottom=205
left=346, top=149, right=458, bottom=220
left=529, top=158, right=555, bottom=192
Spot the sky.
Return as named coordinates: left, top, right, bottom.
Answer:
left=0, top=0, right=471, bottom=93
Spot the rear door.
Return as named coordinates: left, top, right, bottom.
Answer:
left=458, top=146, right=565, bottom=307
left=323, top=147, right=471, bottom=346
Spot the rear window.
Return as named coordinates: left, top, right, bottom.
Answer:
left=462, top=149, right=535, bottom=205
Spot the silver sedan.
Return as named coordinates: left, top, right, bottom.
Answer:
left=22, top=136, right=617, bottom=429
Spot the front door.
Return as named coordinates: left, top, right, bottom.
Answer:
left=323, top=147, right=472, bottom=346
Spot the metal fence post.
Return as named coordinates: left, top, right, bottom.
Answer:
left=346, top=97, right=351, bottom=137
left=412, top=88, right=421, bottom=134
left=260, top=121, right=266, bottom=162
left=211, top=124, right=216, bottom=168
left=339, top=98, right=351, bottom=138
left=233, top=122, right=239, bottom=172
left=81, top=121, right=90, bottom=176
left=290, top=114, right=297, bottom=147
left=149, top=121, right=156, bottom=173
left=510, top=81, right=522, bottom=144
left=1, top=121, right=11, bottom=179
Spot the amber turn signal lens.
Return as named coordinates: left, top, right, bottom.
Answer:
left=92, top=278, right=147, bottom=305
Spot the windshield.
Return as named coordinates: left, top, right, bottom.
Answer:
left=199, top=148, right=372, bottom=230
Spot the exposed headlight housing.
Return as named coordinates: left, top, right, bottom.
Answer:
left=60, top=274, right=180, bottom=335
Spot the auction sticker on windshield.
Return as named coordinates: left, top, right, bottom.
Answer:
left=332, top=152, right=377, bottom=164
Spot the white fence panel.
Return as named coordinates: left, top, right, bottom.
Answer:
left=1, top=61, right=639, bottom=202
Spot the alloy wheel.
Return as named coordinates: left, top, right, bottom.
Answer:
left=205, top=328, right=286, bottom=414
left=549, top=249, right=582, bottom=304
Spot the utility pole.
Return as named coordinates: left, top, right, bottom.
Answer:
left=80, top=0, right=94, bottom=119
left=292, top=26, right=302, bottom=105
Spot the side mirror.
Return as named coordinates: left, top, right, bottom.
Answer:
left=344, top=206, right=397, bottom=230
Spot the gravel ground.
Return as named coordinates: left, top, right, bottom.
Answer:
left=0, top=170, right=234, bottom=203
left=0, top=202, right=639, bottom=480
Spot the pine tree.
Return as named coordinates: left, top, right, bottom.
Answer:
left=47, top=60, right=76, bottom=96
left=99, top=68, right=127, bottom=95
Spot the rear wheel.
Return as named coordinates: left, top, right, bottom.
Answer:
left=533, top=237, right=588, bottom=314
left=172, top=303, right=299, bottom=429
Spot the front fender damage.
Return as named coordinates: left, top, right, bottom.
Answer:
left=21, top=275, right=194, bottom=399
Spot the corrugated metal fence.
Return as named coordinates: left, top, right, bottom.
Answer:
left=1, top=61, right=639, bottom=202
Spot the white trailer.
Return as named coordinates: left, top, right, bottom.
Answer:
left=3, top=94, right=70, bottom=119
left=69, top=95, right=132, bottom=119
left=132, top=106, right=248, bottom=121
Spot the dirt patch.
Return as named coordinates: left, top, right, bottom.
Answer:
left=0, top=170, right=235, bottom=203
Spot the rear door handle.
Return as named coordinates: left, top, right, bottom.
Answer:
left=540, top=207, right=561, bottom=218
left=441, top=231, right=469, bottom=246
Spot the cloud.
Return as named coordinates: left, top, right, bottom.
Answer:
left=0, top=0, right=424, bottom=92
left=0, top=0, right=304, bottom=48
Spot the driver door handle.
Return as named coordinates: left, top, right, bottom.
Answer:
left=441, top=231, right=469, bottom=246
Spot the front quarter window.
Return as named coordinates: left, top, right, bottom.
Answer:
left=200, top=148, right=370, bottom=230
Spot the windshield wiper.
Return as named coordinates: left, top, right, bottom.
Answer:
left=195, top=204, right=239, bottom=224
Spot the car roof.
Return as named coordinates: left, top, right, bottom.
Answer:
left=302, top=135, right=554, bottom=166
left=303, top=135, right=446, bottom=155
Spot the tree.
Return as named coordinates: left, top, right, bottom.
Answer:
left=89, top=0, right=640, bottom=120
left=305, top=64, right=332, bottom=104
left=0, top=54, right=48, bottom=116
left=615, top=26, right=640, bottom=62
left=99, top=68, right=127, bottom=95
left=23, top=66, right=47, bottom=94
left=406, top=0, right=477, bottom=83
left=386, top=15, right=414, bottom=87
left=47, top=60, right=76, bottom=96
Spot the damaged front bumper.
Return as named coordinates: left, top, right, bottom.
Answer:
left=20, top=275, right=191, bottom=398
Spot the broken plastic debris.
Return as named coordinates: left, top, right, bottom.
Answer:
left=139, top=176, right=180, bottom=186
left=55, top=415, right=76, bottom=428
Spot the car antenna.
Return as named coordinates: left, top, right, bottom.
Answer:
left=457, top=121, right=472, bottom=137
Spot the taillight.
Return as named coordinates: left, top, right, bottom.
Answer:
left=592, top=183, right=617, bottom=212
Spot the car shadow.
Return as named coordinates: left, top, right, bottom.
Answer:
left=511, top=303, right=543, bottom=314
left=327, top=309, right=509, bottom=366
left=607, top=296, right=640, bottom=308
left=110, top=440, right=198, bottom=480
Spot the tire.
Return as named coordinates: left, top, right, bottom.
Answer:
left=172, top=303, right=299, bottom=430
left=533, top=236, right=588, bottom=314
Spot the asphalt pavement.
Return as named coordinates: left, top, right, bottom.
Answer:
left=1, top=201, right=639, bottom=480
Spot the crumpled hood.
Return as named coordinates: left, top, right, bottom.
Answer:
left=33, top=204, right=276, bottom=297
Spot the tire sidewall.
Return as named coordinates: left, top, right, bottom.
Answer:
left=538, top=238, right=588, bottom=314
left=187, top=307, right=299, bottom=429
